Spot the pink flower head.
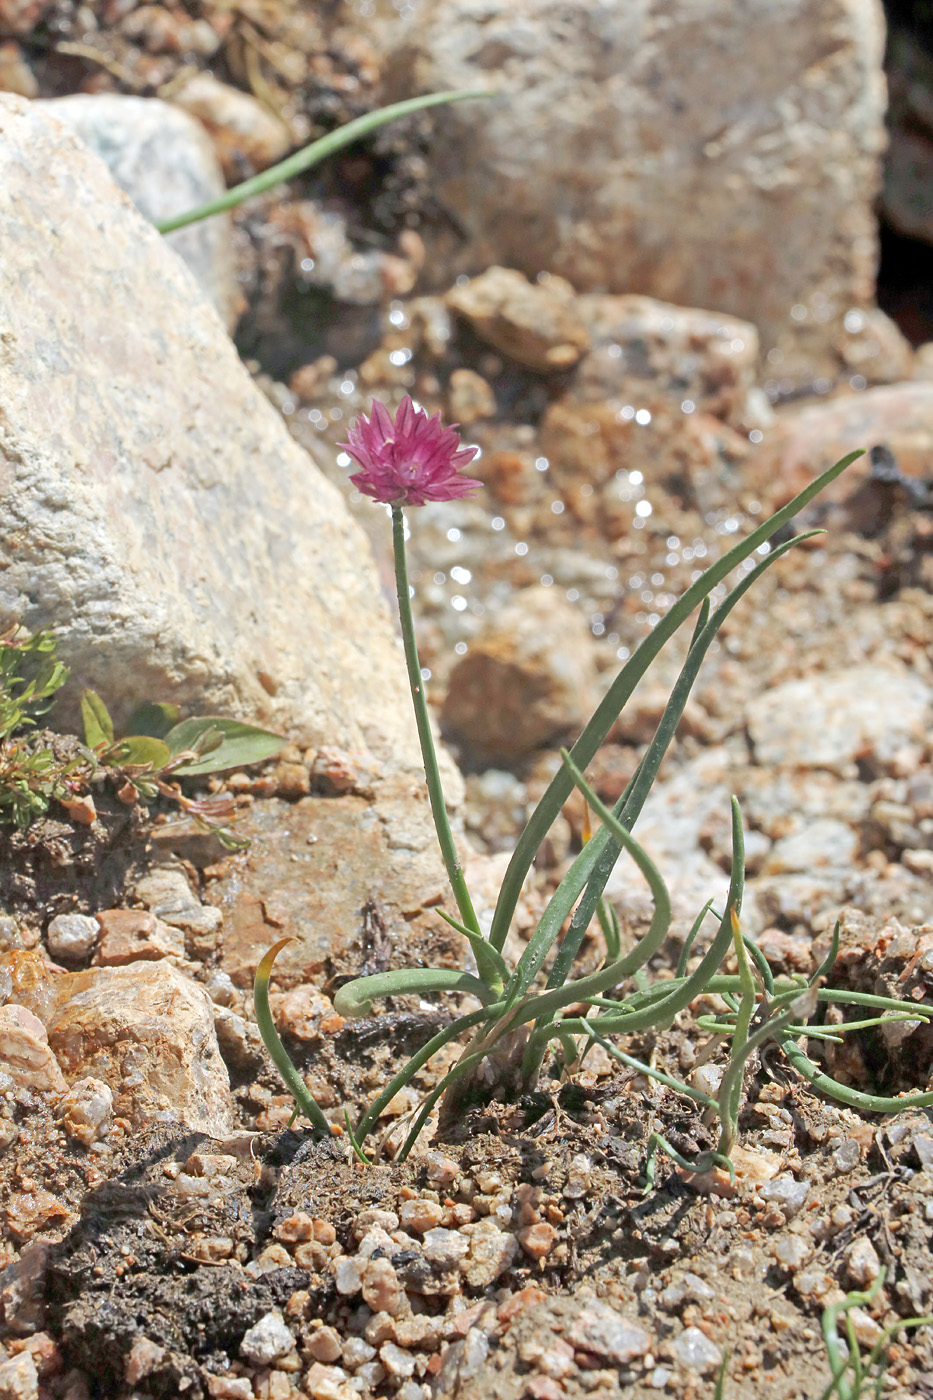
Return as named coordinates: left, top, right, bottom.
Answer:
left=339, top=396, right=481, bottom=507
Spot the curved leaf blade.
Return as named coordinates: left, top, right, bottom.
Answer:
left=166, top=717, right=285, bottom=775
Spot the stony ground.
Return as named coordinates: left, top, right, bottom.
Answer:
left=2, top=409, right=933, bottom=1400
left=2, top=4, right=933, bottom=1400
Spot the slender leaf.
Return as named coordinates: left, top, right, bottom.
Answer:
left=333, top=967, right=497, bottom=1019
left=156, top=90, right=492, bottom=234
left=81, top=689, right=114, bottom=748
left=166, top=717, right=285, bottom=774
left=254, top=939, right=332, bottom=1136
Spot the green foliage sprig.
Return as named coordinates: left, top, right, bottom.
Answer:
left=79, top=688, right=284, bottom=847
left=0, top=627, right=283, bottom=847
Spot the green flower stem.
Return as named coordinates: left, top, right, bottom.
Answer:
left=391, top=506, right=489, bottom=962
left=254, top=939, right=332, bottom=1137
left=155, top=89, right=491, bottom=234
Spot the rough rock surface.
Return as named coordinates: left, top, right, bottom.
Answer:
left=747, top=381, right=933, bottom=509
left=47, top=961, right=232, bottom=1135
left=571, top=295, right=762, bottom=427
left=35, top=94, right=237, bottom=329
left=441, top=586, right=600, bottom=758
left=204, top=787, right=457, bottom=987
left=383, top=0, right=887, bottom=360
left=0, top=95, right=424, bottom=778
left=746, top=664, right=932, bottom=776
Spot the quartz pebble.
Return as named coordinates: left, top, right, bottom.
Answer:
left=239, top=1311, right=294, bottom=1367
left=398, top=1199, right=445, bottom=1234
left=361, top=1258, right=402, bottom=1316
left=672, top=1327, right=722, bottom=1374
left=45, top=915, right=99, bottom=962
left=93, top=910, right=184, bottom=966
left=59, top=1078, right=113, bottom=1147
left=0, top=1351, right=39, bottom=1400
left=423, top=1228, right=470, bottom=1270
left=833, top=1139, right=862, bottom=1172
left=0, top=1005, right=65, bottom=1093
left=566, top=1300, right=653, bottom=1365
left=758, top=1176, right=810, bottom=1220
left=771, top=1235, right=812, bottom=1270
left=517, top=1222, right=557, bottom=1260
left=425, top=1152, right=459, bottom=1188
left=844, top=1237, right=882, bottom=1288
left=303, top=1362, right=354, bottom=1400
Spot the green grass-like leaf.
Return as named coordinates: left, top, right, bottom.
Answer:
left=155, top=89, right=492, bottom=234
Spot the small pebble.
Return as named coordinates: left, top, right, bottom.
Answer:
left=379, top=1342, right=416, bottom=1379
left=771, top=1235, right=811, bottom=1270
left=833, top=1139, right=861, bottom=1173
left=398, top=1199, right=445, bottom=1234
left=239, top=1311, right=294, bottom=1366
left=672, top=1327, right=722, bottom=1374
left=46, top=914, right=99, bottom=962
left=844, top=1237, right=882, bottom=1288
left=759, top=1176, right=810, bottom=1220
left=305, top=1327, right=342, bottom=1364
left=59, top=1078, right=113, bottom=1147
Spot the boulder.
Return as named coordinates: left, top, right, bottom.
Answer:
left=441, top=586, right=599, bottom=758
left=0, top=95, right=424, bottom=774
left=47, top=961, right=232, bottom=1134
left=35, top=94, right=237, bottom=329
left=381, top=0, right=887, bottom=370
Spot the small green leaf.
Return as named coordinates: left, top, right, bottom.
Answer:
left=110, top=735, right=172, bottom=771
left=81, top=689, right=114, bottom=748
left=166, top=717, right=285, bottom=775
left=124, top=702, right=180, bottom=740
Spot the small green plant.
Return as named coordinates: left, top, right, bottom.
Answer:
left=0, top=628, right=82, bottom=827
left=818, top=1271, right=932, bottom=1400
left=0, top=628, right=284, bottom=846
left=78, top=688, right=285, bottom=848
left=254, top=401, right=933, bottom=1176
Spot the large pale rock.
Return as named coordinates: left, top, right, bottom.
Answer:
left=47, top=961, right=232, bottom=1134
left=383, top=0, right=886, bottom=361
left=35, top=94, right=236, bottom=330
left=0, top=95, right=421, bottom=772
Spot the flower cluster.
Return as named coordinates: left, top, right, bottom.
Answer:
left=340, top=396, right=480, bottom=507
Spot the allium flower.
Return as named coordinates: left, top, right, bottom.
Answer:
left=340, top=396, right=481, bottom=507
